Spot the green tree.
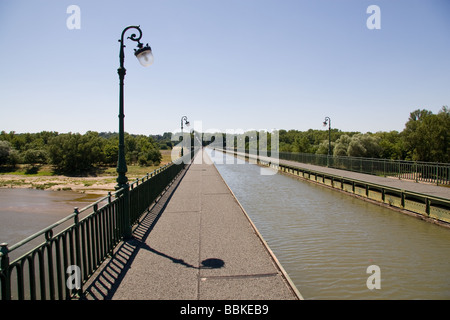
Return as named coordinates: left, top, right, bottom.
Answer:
left=48, top=132, right=105, bottom=174
left=103, top=142, right=118, bottom=166
left=376, top=131, right=404, bottom=160
left=402, top=107, right=449, bottom=162
left=315, top=140, right=333, bottom=155
left=292, top=135, right=313, bottom=153
left=23, top=149, right=48, bottom=165
left=346, top=134, right=382, bottom=158
left=333, top=135, right=351, bottom=156
left=0, top=140, right=11, bottom=165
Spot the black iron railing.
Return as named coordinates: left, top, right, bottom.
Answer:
left=273, top=152, right=450, bottom=185
left=0, top=151, right=196, bottom=300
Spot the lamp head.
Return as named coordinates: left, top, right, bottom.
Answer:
left=134, top=43, right=154, bottom=67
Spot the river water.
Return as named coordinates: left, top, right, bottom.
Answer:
left=0, top=189, right=104, bottom=259
left=208, top=149, right=450, bottom=300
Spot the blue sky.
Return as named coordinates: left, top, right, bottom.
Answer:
left=0, top=0, right=449, bottom=135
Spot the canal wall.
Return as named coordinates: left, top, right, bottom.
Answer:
left=217, top=149, right=450, bottom=228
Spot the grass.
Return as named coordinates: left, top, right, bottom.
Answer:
left=0, top=165, right=54, bottom=176
left=0, top=179, right=61, bottom=190
left=102, top=149, right=174, bottom=178
left=34, top=182, right=59, bottom=190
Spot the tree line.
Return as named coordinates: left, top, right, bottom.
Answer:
left=0, top=131, right=162, bottom=174
left=207, top=107, right=449, bottom=163
left=277, top=107, right=448, bottom=163
left=1, top=107, right=448, bottom=173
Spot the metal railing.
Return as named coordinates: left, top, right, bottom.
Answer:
left=278, top=152, right=450, bottom=185
left=273, top=160, right=450, bottom=224
left=219, top=148, right=450, bottom=224
left=0, top=151, right=196, bottom=300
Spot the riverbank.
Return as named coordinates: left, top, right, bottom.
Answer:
left=0, top=150, right=174, bottom=195
left=0, top=174, right=117, bottom=195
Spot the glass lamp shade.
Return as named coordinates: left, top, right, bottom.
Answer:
left=135, top=45, right=154, bottom=67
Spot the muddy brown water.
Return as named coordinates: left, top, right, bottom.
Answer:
left=0, top=188, right=105, bottom=260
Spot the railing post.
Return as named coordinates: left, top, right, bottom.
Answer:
left=414, top=162, right=418, bottom=182
left=436, top=164, right=439, bottom=186
left=73, top=207, right=82, bottom=298
left=122, top=185, right=132, bottom=240
left=0, top=243, right=11, bottom=300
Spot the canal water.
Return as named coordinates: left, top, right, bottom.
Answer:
left=207, top=149, right=450, bottom=300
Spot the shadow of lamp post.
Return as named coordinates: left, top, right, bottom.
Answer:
left=116, top=25, right=153, bottom=239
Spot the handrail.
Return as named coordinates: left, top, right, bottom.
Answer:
left=218, top=148, right=450, bottom=224
left=217, top=147, right=450, bottom=185
left=219, top=147, right=450, bottom=201
left=7, top=190, right=122, bottom=254
left=280, top=162, right=450, bottom=204
left=0, top=148, right=199, bottom=300
left=5, top=155, right=187, bottom=254
left=277, top=151, right=450, bottom=185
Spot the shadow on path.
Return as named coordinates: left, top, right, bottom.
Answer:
left=81, top=164, right=188, bottom=300
left=80, top=161, right=224, bottom=300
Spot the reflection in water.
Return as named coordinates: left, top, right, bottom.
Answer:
left=208, top=149, right=450, bottom=300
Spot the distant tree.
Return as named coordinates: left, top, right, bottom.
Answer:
left=102, top=143, right=118, bottom=166
left=333, top=135, right=351, bottom=156
left=376, top=131, right=404, bottom=160
left=346, top=134, right=382, bottom=158
left=0, top=130, right=163, bottom=173
left=48, top=132, right=105, bottom=174
left=402, top=107, right=449, bottom=162
left=0, top=140, right=20, bottom=167
left=7, top=149, right=20, bottom=167
left=347, top=135, right=366, bottom=157
left=23, top=149, right=48, bottom=166
left=0, top=140, right=11, bottom=165
left=292, top=136, right=313, bottom=153
left=315, top=140, right=333, bottom=155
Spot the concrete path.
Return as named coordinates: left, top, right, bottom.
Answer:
left=82, top=148, right=301, bottom=300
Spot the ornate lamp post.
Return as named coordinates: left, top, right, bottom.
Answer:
left=323, top=116, right=331, bottom=156
left=323, top=116, right=331, bottom=167
left=116, top=25, right=153, bottom=191
left=180, top=116, right=190, bottom=157
left=116, top=25, right=153, bottom=240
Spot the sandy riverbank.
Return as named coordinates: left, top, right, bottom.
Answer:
left=0, top=150, right=176, bottom=195
left=0, top=174, right=117, bottom=195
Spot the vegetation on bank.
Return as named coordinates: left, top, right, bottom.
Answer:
left=0, top=131, right=168, bottom=175
left=277, top=107, right=449, bottom=162
left=0, top=107, right=449, bottom=179
left=0, top=150, right=174, bottom=192
left=212, top=107, right=448, bottom=163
